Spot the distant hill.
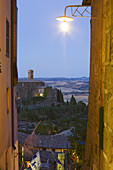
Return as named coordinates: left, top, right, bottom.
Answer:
left=19, top=77, right=89, bottom=104
left=37, top=77, right=89, bottom=82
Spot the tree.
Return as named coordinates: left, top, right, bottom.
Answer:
left=70, top=95, right=76, bottom=105
left=57, top=89, right=64, bottom=103
left=77, top=101, right=87, bottom=114
left=67, top=100, right=69, bottom=105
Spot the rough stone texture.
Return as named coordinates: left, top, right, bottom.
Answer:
left=28, top=70, right=34, bottom=79
left=83, top=0, right=113, bottom=169
left=82, top=0, right=106, bottom=169
left=17, top=80, right=45, bottom=99
left=82, top=0, right=91, bottom=5
left=103, top=0, right=113, bottom=169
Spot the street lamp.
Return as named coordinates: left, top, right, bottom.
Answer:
left=56, top=5, right=91, bottom=22
left=56, top=5, right=91, bottom=33
left=56, top=16, right=73, bottom=22
left=56, top=4, right=105, bottom=23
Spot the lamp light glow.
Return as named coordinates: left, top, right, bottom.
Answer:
left=60, top=21, right=69, bottom=33
left=40, top=93, right=44, bottom=97
left=56, top=16, right=73, bottom=22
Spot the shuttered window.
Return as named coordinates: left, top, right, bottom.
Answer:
left=6, top=149, right=8, bottom=170
left=0, top=62, right=1, bottom=73
left=99, top=107, right=104, bottom=150
left=6, top=19, right=9, bottom=57
left=7, top=88, right=9, bottom=113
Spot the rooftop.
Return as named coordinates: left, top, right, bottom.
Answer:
left=18, top=78, right=44, bottom=83
left=18, top=132, right=71, bottom=149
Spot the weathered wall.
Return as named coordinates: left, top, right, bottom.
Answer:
left=0, top=0, right=18, bottom=169
left=83, top=0, right=106, bottom=169
left=103, top=0, right=113, bottom=169
left=83, top=0, right=113, bottom=169
left=17, top=81, right=45, bottom=99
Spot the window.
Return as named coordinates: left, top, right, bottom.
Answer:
left=6, top=19, right=9, bottom=57
left=6, top=149, right=8, bottom=170
left=0, top=62, right=2, bottom=73
left=52, top=149, right=55, bottom=152
left=99, top=107, right=104, bottom=150
left=7, top=88, right=9, bottom=113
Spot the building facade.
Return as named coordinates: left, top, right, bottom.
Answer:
left=17, top=70, right=45, bottom=99
left=17, top=79, right=45, bottom=99
left=83, top=0, right=113, bottom=169
left=17, top=70, right=64, bottom=107
left=0, top=0, right=18, bottom=169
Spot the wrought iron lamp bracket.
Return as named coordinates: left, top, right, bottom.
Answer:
left=64, top=5, right=106, bottom=19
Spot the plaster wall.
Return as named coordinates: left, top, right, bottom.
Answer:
left=0, top=0, right=18, bottom=169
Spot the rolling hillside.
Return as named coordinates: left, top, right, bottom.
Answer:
left=38, top=77, right=89, bottom=104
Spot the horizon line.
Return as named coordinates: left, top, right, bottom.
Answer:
left=18, top=76, right=89, bottom=79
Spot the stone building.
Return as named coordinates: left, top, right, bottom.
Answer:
left=17, top=71, right=64, bottom=107
left=17, top=78, right=45, bottom=99
left=82, top=0, right=113, bottom=170
left=43, top=86, right=58, bottom=106
left=0, top=0, right=18, bottom=169
left=17, top=70, right=45, bottom=99
left=28, top=69, right=34, bottom=79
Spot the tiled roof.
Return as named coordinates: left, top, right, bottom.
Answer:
left=40, top=151, right=56, bottom=163
left=18, top=132, right=71, bottom=149
left=18, top=79, right=43, bottom=83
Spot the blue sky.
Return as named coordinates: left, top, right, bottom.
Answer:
left=17, top=0, right=90, bottom=78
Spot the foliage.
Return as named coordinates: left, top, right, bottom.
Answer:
left=17, top=86, right=89, bottom=170
left=18, top=96, right=88, bottom=169
left=70, top=95, right=76, bottom=105
left=18, top=101, right=88, bottom=140
left=18, top=144, right=22, bottom=169
left=31, top=96, right=45, bottom=102
left=57, top=89, right=64, bottom=103
left=68, top=142, right=84, bottom=170
left=43, top=89, right=47, bottom=97
left=35, top=120, right=55, bottom=135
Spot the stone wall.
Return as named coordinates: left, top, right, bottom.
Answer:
left=17, top=86, right=64, bottom=110
left=83, top=0, right=113, bottom=169
left=83, top=0, right=106, bottom=169
left=17, top=81, right=45, bottom=99
left=82, top=0, right=91, bottom=5
left=103, top=0, right=113, bottom=169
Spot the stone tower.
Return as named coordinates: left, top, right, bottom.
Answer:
left=28, top=70, right=34, bottom=79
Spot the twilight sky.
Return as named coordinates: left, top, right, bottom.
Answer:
left=17, top=0, right=90, bottom=78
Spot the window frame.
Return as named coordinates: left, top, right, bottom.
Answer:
left=0, top=62, right=2, bottom=73
left=7, top=87, right=9, bottom=114
left=6, top=19, right=9, bottom=57
left=6, top=149, right=8, bottom=170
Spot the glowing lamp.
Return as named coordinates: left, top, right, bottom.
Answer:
left=60, top=22, right=69, bottom=33
left=40, top=93, right=43, bottom=97
left=56, top=16, right=73, bottom=22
